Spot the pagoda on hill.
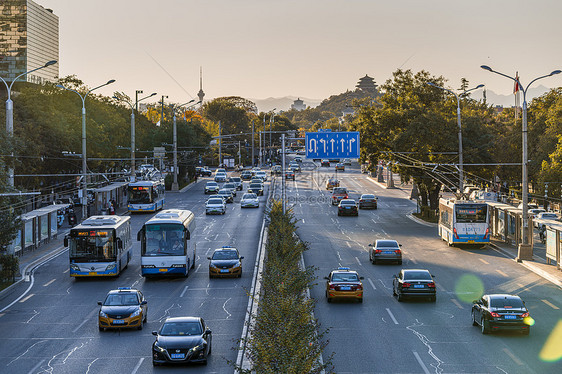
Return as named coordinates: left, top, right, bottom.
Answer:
left=355, top=74, right=378, bottom=94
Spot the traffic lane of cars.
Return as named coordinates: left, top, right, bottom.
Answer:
left=0, top=186, right=264, bottom=374
left=286, top=172, right=559, bottom=373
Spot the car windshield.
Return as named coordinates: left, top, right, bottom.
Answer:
left=376, top=240, right=399, bottom=248
left=455, top=204, right=487, bottom=223
left=208, top=199, right=223, bottom=204
left=206, top=182, right=217, bottom=186
left=103, top=293, right=139, bottom=306
left=231, top=178, right=241, bottom=182
left=243, top=193, right=257, bottom=199
left=212, top=250, right=239, bottom=260
left=224, top=183, right=235, bottom=189
left=250, top=184, right=261, bottom=188
left=160, top=322, right=202, bottom=336
left=489, top=297, right=524, bottom=308
left=403, top=271, right=432, bottom=281
left=143, top=223, right=185, bottom=256
left=331, top=273, right=359, bottom=282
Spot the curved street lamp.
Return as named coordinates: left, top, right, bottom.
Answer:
left=427, top=82, right=484, bottom=194
left=480, top=65, right=561, bottom=260
left=114, top=92, right=157, bottom=181
left=0, top=60, right=57, bottom=186
left=57, top=79, right=116, bottom=221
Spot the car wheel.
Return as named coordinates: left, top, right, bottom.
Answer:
left=373, top=258, right=377, bottom=265
left=358, top=297, right=363, bottom=303
left=337, top=212, right=341, bottom=216
left=208, top=342, right=212, bottom=355
left=152, top=360, right=159, bottom=367
left=238, top=271, right=242, bottom=278
left=397, top=260, right=402, bottom=265
left=472, top=310, right=478, bottom=326
left=522, top=328, right=530, bottom=336
left=481, top=318, right=490, bottom=334
left=137, top=322, right=143, bottom=330
left=397, top=292, right=403, bottom=302
left=98, top=326, right=104, bottom=332
left=430, top=296, right=436, bottom=302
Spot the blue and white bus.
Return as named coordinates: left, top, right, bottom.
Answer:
left=65, top=216, right=132, bottom=277
left=438, top=198, right=490, bottom=246
left=137, top=209, right=196, bottom=277
left=128, top=179, right=165, bottom=213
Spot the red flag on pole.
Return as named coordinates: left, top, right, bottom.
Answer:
left=513, top=72, right=520, bottom=94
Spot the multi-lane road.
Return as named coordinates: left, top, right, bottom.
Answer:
left=1, top=160, right=561, bottom=374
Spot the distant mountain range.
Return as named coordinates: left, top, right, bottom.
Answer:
left=252, top=85, right=554, bottom=113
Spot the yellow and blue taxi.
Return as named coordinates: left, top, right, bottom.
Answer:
left=98, top=287, right=148, bottom=331
left=325, top=267, right=364, bottom=303
left=208, top=246, right=244, bottom=278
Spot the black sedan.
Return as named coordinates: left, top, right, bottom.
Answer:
left=393, top=269, right=436, bottom=302
left=152, top=316, right=212, bottom=366
left=248, top=183, right=264, bottom=196
left=369, top=239, right=402, bottom=264
left=338, top=199, right=358, bottom=216
left=359, top=194, right=378, bottom=209
left=471, top=294, right=531, bottom=335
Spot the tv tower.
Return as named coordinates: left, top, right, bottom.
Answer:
left=197, top=66, right=205, bottom=103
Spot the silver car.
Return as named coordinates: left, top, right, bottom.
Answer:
left=205, top=197, right=226, bottom=215
left=241, top=193, right=259, bottom=208
left=369, top=239, right=402, bottom=264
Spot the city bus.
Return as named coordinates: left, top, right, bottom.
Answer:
left=65, top=216, right=132, bottom=277
left=137, top=209, right=196, bottom=277
left=127, top=179, right=165, bottom=213
left=438, top=198, right=490, bottom=246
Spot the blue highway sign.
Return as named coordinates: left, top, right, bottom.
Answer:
left=305, top=131, right=360, bottom=159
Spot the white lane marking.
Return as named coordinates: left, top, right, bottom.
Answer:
left=496, top=269, right=509, bottom=277
left=62, top=269, right=69, bottom=274
left=302, top=219, right=305, bottom=223
left=0, top=313, right=4, bottom=318
left=336, top=251, right=342, bottom=261
left=131, top=357, right=145, bottom=374
left=25, top=310, right=39, bottom=323
left=43, top=278, right=56, bottom=287
left=479, top=258, right=489, bottom=265
left=8, top=340, right=48, bottom=366
left=180, top=286, right=189, bottom=298
left=355, top=256, right=361, bottom=266
left=541, top=299, right=559, bottom=310
left=371, top=218, right=377, bottom=224
left=195, top=264, right=202, bottom=273
left=85, top=358, right=99, bottom=374
left=450, top=298, right=464, bottom=309
left=368, top=278, right=377, bottom=290
left=19, top=294, right=34, bottom=303
left=223, top=297, right=232, bottom=319
left=346, top=242, right=351, bottom=248
left=26, top=359, right=45, bottom=374
left=73, top=307, right=99, bottom=333
left=503, top=347, right=524, bottom=365
left=412, top=351, right=431, bottom=374
left=386, top=308, right=399, bottom=324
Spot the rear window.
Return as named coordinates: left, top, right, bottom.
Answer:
left=250, top=184, right=262, bottom=188
left=489, top=296, right=524, bottom=308
left=376, top=240, right=399, bottom=248
left=333, top=188, right=347, bottom=194
left=340, top=200, right=356, bottom=205
left=541, top=213, right=558, bottom=219
left=362, top=195, right=375, bottom=199
left=331, top=273, right=359, bottom=282
left=403, top=271, right=432, bottom=281
left=208, top=199, right=223, bottom=204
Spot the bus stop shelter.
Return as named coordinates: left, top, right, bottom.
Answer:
left=545, top=223, right=562, bottom=271
left=487, top=201, right=533, bottom=247
left=91, top=182, right=128, bottom=215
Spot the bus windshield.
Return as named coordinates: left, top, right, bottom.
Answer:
left=455, top=204, right=487, bottom=223
left=70, top=235, right=116, bottom=261
left=142, top=223, right=185, bottom=256
left=129, top=186, right=152, bottom=204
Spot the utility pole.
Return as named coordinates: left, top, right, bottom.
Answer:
left=218, top=120, right=222, bottom=166
left=160, top=95, right=168, bottom=124
left=135, top=90, right=143, bottom=112
left=251, top=119, right=255, bottom=167
left=259, top=130, right=262, bottom=167
left=282, top=133, right=286, bottom=214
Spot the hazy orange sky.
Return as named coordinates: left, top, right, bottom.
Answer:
left=38, top=0, right=562, bottom=105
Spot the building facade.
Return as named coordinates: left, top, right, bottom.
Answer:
left=291, top=98, right=306, bottom=111
left=0, top=0, right=59, bottom=84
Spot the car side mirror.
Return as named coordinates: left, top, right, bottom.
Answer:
left=359, top=277, right=365, bottom=280
left=64, top=236, right=69, bottom=247
left=472, top=300, right=479, bottom=305
left=152, top=331, right=158, bottom=336
left=137, top=229, right=143, bottom=241
left=368, top=243, right=373, bottom=247
left=206, top=328, right=212, bottom=334
left=141, top=300, right=147, bottom=305
left=240, top=256, right=244, bottom=260
left=324, top=276, right=329, bottom=280
left=207, top=257, right=211, bottom=260
left=399, top=244, right=402, bottom=247
left=97, top=301, right=102, bottom=306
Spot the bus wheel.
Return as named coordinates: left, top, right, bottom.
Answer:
left=185, top=260, right=190, bottom=278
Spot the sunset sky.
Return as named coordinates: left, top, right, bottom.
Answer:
left=38, top=0, right=562, bottom=105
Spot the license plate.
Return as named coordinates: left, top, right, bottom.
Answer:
left=171, top=353, right=185, bottom=359
left=413, top=284, right=424, bottom=288
left=383, top=251, right=394, bottom=254
left=504, top=315, right=517, bottom=319
left=467, top=240, right=475, bottom=243
left=220, top=269, right=229, bottom=273
left=88, top=272, right=97, bottom=275
left=340, top=286, right=351, bottom=291
left=112, top=320, right=125, bottom=324
left=159, top=268, right=167, bottom=272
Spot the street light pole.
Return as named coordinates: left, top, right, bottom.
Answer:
left=251, top=119, right=255, bottom=167
left=57, top=79, right=116, bottom=221
left=170, top=99, right=196, bottom=190
left=1, top=60, right=57, bottom=186
left=427, top=82, right=484, bottom=195
left=481, top=65, right=561, bottom=260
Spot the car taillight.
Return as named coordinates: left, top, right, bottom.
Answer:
left=356, top=284, right=363, bottom=290
left=483, top=228, right=489, bottom=239
left=521, top=312, right=529, bottom=317
left=402, top=282, right=411, bottom=288
left=453, top=228, right=460, bottom=239
left=374, top=249, right=382, bottom=254
left=394, top=250, right=401, bottom=254
left=345, top=195, right=348, bottom=199
left=329, top=284, right=336, bottom=290
left=427, top=282, right=435, bottom=288
left=490, top=312, right=500, bottom=318
left=359, top=199, right=363, bottom=202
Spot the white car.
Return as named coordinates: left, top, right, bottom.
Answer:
left=534, top=212, right=559, bottom=229
left=214, top=172, right=227, bottom=182
left=255, top=171, right=268, bottom=181
left=240, top=193, right=260, bottom=208
left=206, top=197, right=226, bottom=215
left=343, top=158, right=352, bottom=165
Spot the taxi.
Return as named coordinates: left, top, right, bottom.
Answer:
left=98, top=287, right=148, bottom=331
left=324, top=267, right=364, bottom=303
left=326, top=177, right=340, bottom=190
left=208, top=246, right=244, bottom=278
left=335, top=163, right=345, bottom=171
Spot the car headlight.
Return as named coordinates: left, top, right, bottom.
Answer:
left=153, top=342, right=166, bottom=353
left=209, top=263, right=217, bottom=268
left=105, top=263, right=116, bottom=271
left=131, top=309, right=141, bottom=318
left=189, top=344, right=205, bottom=353
left=99, top=310, right=108, bottom=318
left=70, top=263, right=80, bottom=271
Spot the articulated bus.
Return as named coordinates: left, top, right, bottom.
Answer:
left=128, top=179, right=165, bottom=213
left=438, top=198, right=490, bottom=246
left=137, top=209, right=196, bottom=277
left=65, top=216, right=132, bottom=277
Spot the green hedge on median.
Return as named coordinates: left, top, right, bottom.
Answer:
left=236, top=201, right=333, bottom=373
